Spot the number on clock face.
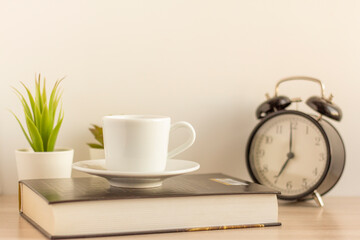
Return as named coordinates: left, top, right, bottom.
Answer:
left=249, top=114, right=328, bottom=197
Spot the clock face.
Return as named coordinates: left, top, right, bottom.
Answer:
left=247, top=111, right=330, bottom=199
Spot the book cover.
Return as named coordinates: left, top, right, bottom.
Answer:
left=19, top=173, right=281, bottom=239
left=20, top=173, right=279, bottom=203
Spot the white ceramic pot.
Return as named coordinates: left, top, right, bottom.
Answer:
left=89, top=148, right=105, bottom=160
left=15, top=148, right=74, bottom=180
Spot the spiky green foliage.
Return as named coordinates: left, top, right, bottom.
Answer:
left=87, top=124, right=104, bottom=149
left=11, top=74, right=65, bottom=152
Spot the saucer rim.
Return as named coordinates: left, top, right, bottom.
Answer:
left=72, top=159, right=200, bottom=178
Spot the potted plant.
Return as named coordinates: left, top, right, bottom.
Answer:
left=11, top=74, right=74, bottom=180
left=87, top=124, right=105, bottom=159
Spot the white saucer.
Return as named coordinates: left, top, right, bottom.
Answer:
left=72, top=159, right=200, bottom=188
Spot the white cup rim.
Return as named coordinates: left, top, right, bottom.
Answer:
left=103, top=115, right=170, bottom=121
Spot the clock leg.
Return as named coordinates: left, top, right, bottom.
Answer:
left=313, top=190, right=324, bottom=207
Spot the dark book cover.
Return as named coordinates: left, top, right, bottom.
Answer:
left=19, top=173, right=280, bottom=204
left=19, top=173, right=281, bottom=239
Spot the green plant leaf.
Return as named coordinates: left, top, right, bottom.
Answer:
left=49, top=78, right=64, bottom=124
left=12, top=87, right=33, bottom=122
left=34, top=103, right=42, bottom=129
left=10, top=110, right=35, bottom=151
left=25, top=114, right=44, bottom=152
left=42, top=77, right=47, bottom=106
left=47, top=114, right=63, bottom=152
left=35, top=74, right=43, bottom=113
left=89, top=124, right=103, bottom=146
left=87, top=143, right=104, bottom=149
left=40, top=104, right=51, bottom=151
left=57, top=103, right=63, bottom=122
left=51, top=90, right=62, bottom=126
left=20, top=82, right=36, bottom=119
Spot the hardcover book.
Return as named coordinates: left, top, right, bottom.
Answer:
left=19, top=173, right=281, bottom=239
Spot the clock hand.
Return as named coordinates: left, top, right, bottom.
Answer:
left=275, top=123, right=295, bottom=180
left=275, top=152, right=295, bottom=178
left=289, top=122, right=293, bottom=153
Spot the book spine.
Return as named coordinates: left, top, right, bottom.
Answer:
left=185, top=223, right=281, bottom=232
left=48, top=223, right=282, bottom=239
left=18, top=182, right=22, bottom=212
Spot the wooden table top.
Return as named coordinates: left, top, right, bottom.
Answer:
left=0, top=195, right=359, bottom=240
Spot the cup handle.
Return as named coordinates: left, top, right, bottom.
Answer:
left=167, top=121, right=196, bottom=159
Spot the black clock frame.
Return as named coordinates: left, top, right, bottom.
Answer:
left=246, top=110, right=346, bottom=201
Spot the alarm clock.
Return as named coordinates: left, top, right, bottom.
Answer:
left=246, top=76, right=345, bottom=207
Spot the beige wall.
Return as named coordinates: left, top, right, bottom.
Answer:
left=1, top=0, right=359, bottom=195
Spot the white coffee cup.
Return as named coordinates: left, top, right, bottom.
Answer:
left=103, top=115, right=196, bottom=172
